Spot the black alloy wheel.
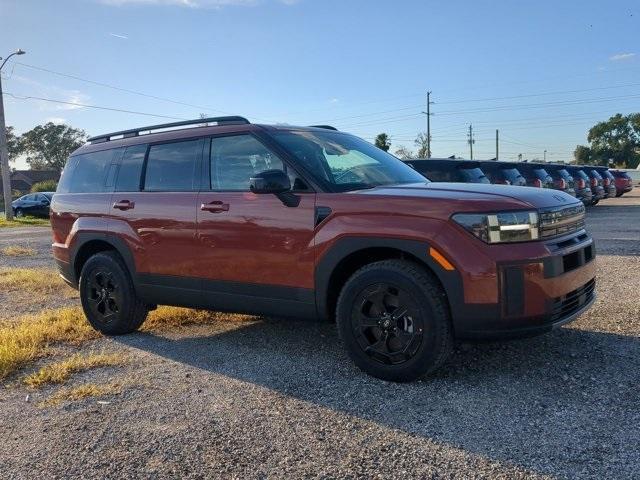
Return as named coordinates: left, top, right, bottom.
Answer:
left=336, top=259, right=453, bottom=382
left=352, top=283, right=423, bottom=365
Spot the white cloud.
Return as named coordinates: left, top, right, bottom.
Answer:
left=9, top=75, right=90, bottom=112
left=109, top=33, right=129, bottom=39
left=609, top=52, right=635, bottom=61
left=45, top=117, right=67, bottom=124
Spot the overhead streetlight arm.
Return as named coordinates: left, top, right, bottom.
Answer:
left=0, top=49, right=26, bottom=72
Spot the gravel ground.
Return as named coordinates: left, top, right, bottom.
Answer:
left=0, top=192, right=638, bottom=479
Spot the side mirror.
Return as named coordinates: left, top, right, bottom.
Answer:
left=250, top=169, right=291, bottom=194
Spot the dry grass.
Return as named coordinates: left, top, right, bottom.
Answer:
left=1, top=298, right=256, bottom=382
left=1, top=245, right=37, bottom=257
left=0, top=268, right=67, bottom=294
left=24, top=352, right=125, bottom=389
left=0, top=307, right=97, bottom=380
left=0, top=217, right=50, bottom=228
left=41, top=382, right=123, bottom=406
left=142, top=306, right=256, bottom=331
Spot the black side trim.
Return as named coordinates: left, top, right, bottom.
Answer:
left=314, top=237, right=464, bottom=323
left=314, top=206, right=332, bottom=227
left=502, top=266, right=524, bottom=316
left=69, top=232, right=138, bottom=287
left=136, top=274, right=317, bottom=320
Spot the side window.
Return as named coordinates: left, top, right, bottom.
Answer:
left=69, top=150, right=116, bottom=193
left=144, top=139, right=200, bottom=192
left=210, top=135, right=285, bottom=191
left=116, top=144, right=147, bottom=192
left=57, top=156, right=78, bottom=194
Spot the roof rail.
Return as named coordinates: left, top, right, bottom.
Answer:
left=88, top=116, right=250, bottom=144
left=308, top=125, right=338, bottom=131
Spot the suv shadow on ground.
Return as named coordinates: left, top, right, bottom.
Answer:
left=114, top=318, right=639, bottom=478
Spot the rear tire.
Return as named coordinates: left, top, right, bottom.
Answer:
left=336, top=259, right=453, bottom=382
left=79, top=251, right=148, bottom=335
left=14, top=208, right=24, bottom=218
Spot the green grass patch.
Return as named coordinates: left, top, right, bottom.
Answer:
left=0, top=216, right=50, bottom=228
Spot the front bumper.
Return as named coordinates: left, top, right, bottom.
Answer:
left=435, top=225, right=597, bottom=340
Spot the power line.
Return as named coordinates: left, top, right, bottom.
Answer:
left=2, top=92, right=187, bottom=120
left=10, top=61, right=278, bottom=123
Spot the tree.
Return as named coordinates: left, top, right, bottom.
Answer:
left=573, top=145, right=592, bottom=165
left=414, top=132, right=429, bottom=158
left=19, top=123, right=87, bottom=171
left=374, top=133, right=391, bottom=151
left=5, top=126, right=22, bottom=161
left=394, top=146, right=416, bottom=159
left=576, top=113, right=640, bottom=168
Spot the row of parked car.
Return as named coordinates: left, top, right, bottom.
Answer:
left=404, top=159, right=635, bottom=206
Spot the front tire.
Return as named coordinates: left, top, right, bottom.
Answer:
left=336, top=260, right=453, bottom=382
left=14, top=208, right=24, bottom=218
left=79, top=251, right=148, bottom=335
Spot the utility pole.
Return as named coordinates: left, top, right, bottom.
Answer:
left=421, top=91, right=434, bottom=158
left=467, top=124, right=475, bottom=160
left=495, top=129, right=499, bottom=160
left=0, top=49, right=26, bottom=221
left=543, top=149, right=547, bottom=162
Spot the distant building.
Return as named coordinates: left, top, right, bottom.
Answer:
left=0, top=170, right=60, bottom=196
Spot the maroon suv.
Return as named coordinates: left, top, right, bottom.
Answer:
left=51, top=117, right=596, bottom=381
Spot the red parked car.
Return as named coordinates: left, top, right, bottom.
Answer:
left=51, top=117, right=596, bottom=381
left=610, top=170, right=633, bottom=197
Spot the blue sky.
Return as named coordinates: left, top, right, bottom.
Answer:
left=1, top=0, right=638, bottom=167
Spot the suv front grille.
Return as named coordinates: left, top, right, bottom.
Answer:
left=550, top=278, right=595, bottom=322
left=539, top=204, right=586, bottom=238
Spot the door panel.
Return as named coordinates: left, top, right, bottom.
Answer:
left=109, top=192, right=199, bottom=278
left=196, top=191, right=316, bottom=289
left=195, top=133, right=317, bottom=303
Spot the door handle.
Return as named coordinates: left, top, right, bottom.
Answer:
left=201, top=201, right=229, bottom=213
left=113, top=200, right=135, bottom=210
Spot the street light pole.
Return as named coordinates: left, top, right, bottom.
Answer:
left=0, top=49, right=26, bottom=221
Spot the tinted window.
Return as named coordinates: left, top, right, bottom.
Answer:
left=502, top=168, right=525, bottom=182
left=144, top=139, right=200, bottom=191
left=533, top=167, right=551, bottom=179
left=69, top=150, right=116, bottom=193
left=116, top=144, right=147, bottom=192
left=458, top=167, right=489, bottom=183
left=210, top=135, right=286, bottom=191
left=427, top=169, right=453, bottom=182
left=57, top=156, right=78, bottom=194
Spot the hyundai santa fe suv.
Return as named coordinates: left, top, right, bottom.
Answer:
left=51, top=116, right=596, bottom=382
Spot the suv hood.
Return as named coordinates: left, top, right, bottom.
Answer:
left=357, top=182, right=580, bottom=210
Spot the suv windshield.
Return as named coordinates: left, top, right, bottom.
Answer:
left=272, top=130, right=426, bottom=192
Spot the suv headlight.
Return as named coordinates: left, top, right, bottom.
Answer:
left=452, top=211, right=539, bottom=243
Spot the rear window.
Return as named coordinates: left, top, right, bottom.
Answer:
left=144, top=139, right=200, bottom=191
left=533, top=167, right=551, bottom=179
left=573, top=170, right=589, bottom=180
left=458, top=167, right=489, bottom=183
left=501, top=168, right=524, bottom=181
left=67, top=149, right=117, bottom=193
